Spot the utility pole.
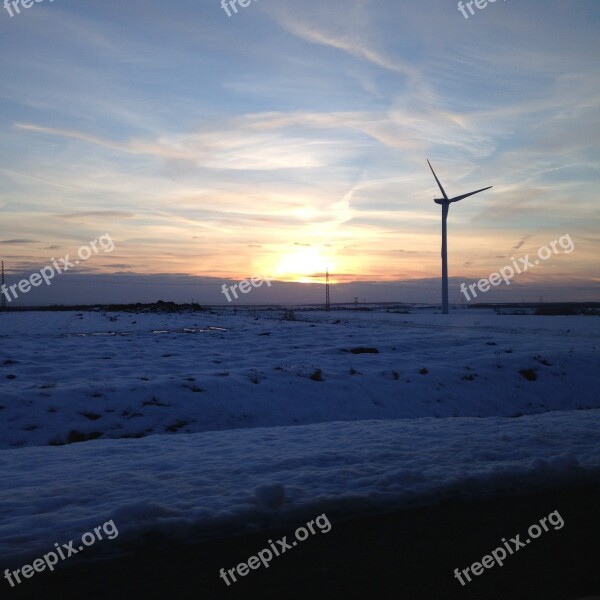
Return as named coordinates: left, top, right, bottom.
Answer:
left=325, top=267, right=331, bottom=312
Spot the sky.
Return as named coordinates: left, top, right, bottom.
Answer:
left=0, top=0, right=598, bottom=305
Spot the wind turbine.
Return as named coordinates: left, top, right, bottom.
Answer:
left=427, top=160, right=492, bottom=314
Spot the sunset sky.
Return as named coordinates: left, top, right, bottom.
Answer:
left=0, top=0, right=598, bottom=303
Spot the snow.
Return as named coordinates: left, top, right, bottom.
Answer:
left=1, top=309, right=598, bottom=449
left=1, top=410, right=599, bottom=566
left=0, top=308, right=599, bottom=566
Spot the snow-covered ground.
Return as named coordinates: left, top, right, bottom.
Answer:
left=0, top=308, right=599, bottom=565
left=1, top=309, right=598, bottom=449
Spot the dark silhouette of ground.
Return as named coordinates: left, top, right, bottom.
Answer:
left=7, top=484, right=599, bottom=600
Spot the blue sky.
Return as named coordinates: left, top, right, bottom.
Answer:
left=0, top=0, right=598, bottom=303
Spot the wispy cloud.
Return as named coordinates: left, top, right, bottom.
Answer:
left=0, top=0, right=597, bottom=299
left=0, top=239, right=37, bottom=245
left=58, top=211, right=136, bottom=220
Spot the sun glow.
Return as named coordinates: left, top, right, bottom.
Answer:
left=273, top=248, right=335, bottom=283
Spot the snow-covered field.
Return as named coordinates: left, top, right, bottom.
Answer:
left=0, top=308, right=599, bottom=565
left=1, top=308, right=598, bottom=449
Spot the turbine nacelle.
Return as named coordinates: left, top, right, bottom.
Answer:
left=427, top=159, right=492, bottom=205
left=433, top=188, right=492, bottom=205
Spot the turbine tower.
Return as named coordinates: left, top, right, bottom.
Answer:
left=427, top=160, right=492, bottom=314
left=1, top=261, right=5, bottom=311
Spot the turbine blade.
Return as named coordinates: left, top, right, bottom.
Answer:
left=427, top=159, right=448, bottom=200
left=450, top=186, right=493, bottom=202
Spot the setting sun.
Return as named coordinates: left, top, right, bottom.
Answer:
left=273, top=248, right=336, bottom=283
